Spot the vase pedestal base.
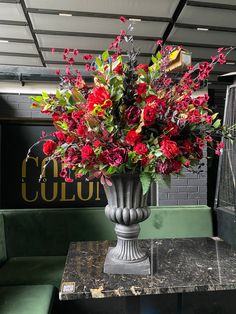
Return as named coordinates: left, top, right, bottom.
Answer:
left=103, top=247, right=151, bottom=275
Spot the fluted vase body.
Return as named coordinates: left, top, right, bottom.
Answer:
left=103, top=174, right=151, bottom=275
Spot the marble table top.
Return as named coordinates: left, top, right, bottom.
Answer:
left=59, top=237, right=236, bottom=300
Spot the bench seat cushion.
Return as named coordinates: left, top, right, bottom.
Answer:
left=0, top=285, right=55, bottom=314
left=0, top=256, right=66, bottom=288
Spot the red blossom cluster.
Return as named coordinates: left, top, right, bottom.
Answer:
left=29, top=18, right=235, bottom=190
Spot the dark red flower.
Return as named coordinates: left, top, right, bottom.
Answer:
left=125, top=106, right=141, bottom=125
left=164, top=122, right=179, bottom=137
left=81, top=145, right=94, bottom=160
left=66, top=136, right=74, bottom=144
left=188, top=109, right=201, bottom=123
left=156, top=159, right=181, bottom=174
left=125, top=130, right=142, bottom=146
left=101, top=148, right=127, bottom=167
left=43, top=140, right=57, bottom=156
left=77, top=125, right=86, bottom=136
left=145, top=95, right=166, bottom=114
left=136, top=82, right=147, bottom=95
left=160, top=139, right=180, bottom=159
left=60, top=168, right=67, bottom=178
left=182, top=140, right=193, bottom=154
left=113, top=63, right=123, bottom=75
left=136, top=64, right=149, bottom=73
left=143, top=105, right=157, bottom=127
left=134, top=143, right=148, bottom=155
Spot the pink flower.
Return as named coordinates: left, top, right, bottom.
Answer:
left=51, top=48, right=55, bottom=54
left=63, top=48, right=70, bottom=56
left=156, top=39, right=163, bottom=46
left=215, top=141, right=225, bottom=156
left=83, top=54, right=93, bottom=61
left=68, top=57, right=74, bottom=64
left=85, top=64, right=91, bottom=72
left=65, top=177, right=74, bottom=183
left=119, top=16, right=126, bottom=23
left=55, top=69, right=60, bottom=75
left=73, top=48, right=79, bottom=56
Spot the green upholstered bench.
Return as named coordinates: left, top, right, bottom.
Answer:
left=0, top=285, right=55, bottom=314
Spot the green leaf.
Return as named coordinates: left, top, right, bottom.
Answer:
left=102, top=50, right=109, bottom=61
left=107, top=125, right=114, bottom=133
left=156, top=51, right=162, bottom=60
left=154, top=150, right=162, bottom=158
left=140, top=172, right=151, bottom=195
left=106, top=166, right=117, bottom=175
left=151, top=55, right=158, bottom=64
left=30, top=95, right=43, bottom=102
left=95, top=57, right=103, bottom=68
left=42, top=91, right=49, bottom=100
left=213, top=119, right=221, bottom=128
left=96, top=75, right=107, bottom=85
left=56, top=89, right=61, bottom=99
left=211, top=112, right=218, bottom=120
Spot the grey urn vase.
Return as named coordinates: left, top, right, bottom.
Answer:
left=103, top=174, right=151, bottom=275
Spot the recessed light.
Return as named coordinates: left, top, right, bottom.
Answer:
left=129, top=18, right=142, bottom=22
left=197, top=27, right=209, bottom=31
left=0, top=40, right=9, bottom=43
left=59, top=13, right=72, bottom=17
left=226, top=62, right=235, bottom=65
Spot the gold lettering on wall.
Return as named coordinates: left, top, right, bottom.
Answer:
left=77, top=182, right=93, bottom=201
left=60, top=182, right=75, bottom=201
left=41, top=158, right=58, bottom=202
left=21, top=157, right=102, bottom=203
left=21, top=157, right=39, bottom=202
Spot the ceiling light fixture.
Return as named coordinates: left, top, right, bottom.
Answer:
left=197, top=27, right=209, bottom=31
left=226, top=62, right=235, bottom=65
left=59, top=13, right=72, bottom=17
left=129, top=18, right=142, bottom=22
left=0, top=40, right=9, bottom=43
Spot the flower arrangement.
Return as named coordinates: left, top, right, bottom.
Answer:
left=28, top=16, right=235, bottom=194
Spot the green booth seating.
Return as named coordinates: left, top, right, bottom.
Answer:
left=0, top=285, right=55, bottom=314
left=0, top=206, right=213, bottom=313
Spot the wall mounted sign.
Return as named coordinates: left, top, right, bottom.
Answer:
left=1, top=124, right=107, bottom=208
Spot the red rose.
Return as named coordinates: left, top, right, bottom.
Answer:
left=66, top=136, right=73, bottom=144
left=87, top=86, right=112, bottom=112
left=136, top=64, right=149, bottom=73
left=81, top=145, right=94, bottom=160
left=55, top=131, right=66, bottom=141
left=43, top=140, right=57, bottom=156
left=77, top=125, right=86, bottom=136
left=125, top=106, right=141, bottom=125
left=160, top=139, right=180, bottom=159
left=134, top=143, right=148, bottom=155
left=72, top=111, right=84, bottom=120
left=143, top=105, right=157, bottom=127
left=93, top=140, right=101, bottom=148
left=125, top=130, right=142, bottom=146
left=136, top=83, right=147, bottom=95
left=113, top=63, right=123, bottom=75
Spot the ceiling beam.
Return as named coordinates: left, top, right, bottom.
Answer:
left=34, top=29, right=157, bottom=41
left=20, top=0, right=45, bottom=66
left=187, top=1, right=236, bottom=11
left=0, top=0, right=20, bottom=3
left=176, top=23, right=236, bottom=33
left=0, top=37, right=34, bottom=43
left=45, top=60, right=87, bottom=66
left=0, top=51, right=39, bottom=58
left=0, top=20, right=27, bottom=26
left=40, top=47, right=151, bottom=58
left=166, top=41, right=232, bottom=49
left=150, top=0, right=187, bottom=65
left=27, top=8, right=171, bottom=23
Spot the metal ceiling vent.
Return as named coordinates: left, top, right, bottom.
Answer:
left=215, top=73, right=236, bottom=248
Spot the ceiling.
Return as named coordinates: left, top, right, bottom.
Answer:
left=0, top=0, right=235, bottom=88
